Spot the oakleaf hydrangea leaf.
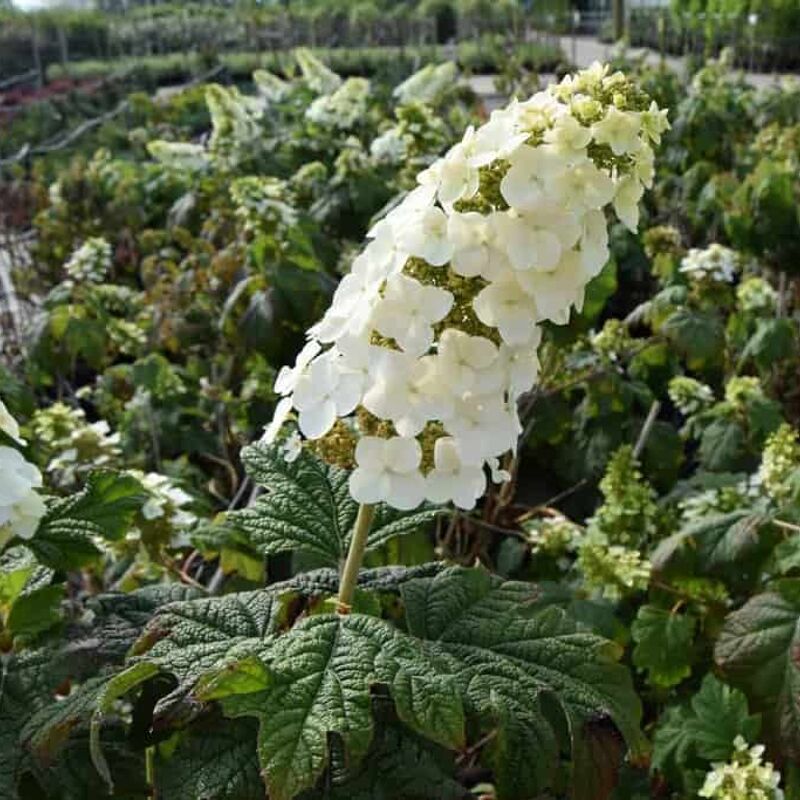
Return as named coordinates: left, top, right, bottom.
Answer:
left=401, top=567, right=644, bottom=796
left=232, top=443, right=440, bottom=566
left=129, top=588, right=289, bottom=716
left=715, top=583, right=800, bottom=757
left=212, top=613, right=465, bottom=800
left=154, top=716, right=263, bottom=800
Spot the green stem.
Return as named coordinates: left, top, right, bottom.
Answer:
left=337, top=504, right=375, bottom=615
left=146, top=745, right=155, bottom=797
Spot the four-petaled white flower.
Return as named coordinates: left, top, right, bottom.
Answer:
left=396, top=206, right=454, bottom=267
left=613, top=176, right=645, bottom=232
left=373, top=274, right=453, bottom=356
left=473, top=279, right=539, bottom=345
left=363, top=351, right=452, bottom=437
left=500, top=145, right=566, bottom=213
left=591, top=107, right=642, bottom=156
left=349, top=436, right=426, bottom=509
left=274, top=340, right=322, bottom=395
left=425, top=437, right=486, bottom=509
left=437, top=330, right=501, bottom=395
left=292, top=352, right=362, bottom=438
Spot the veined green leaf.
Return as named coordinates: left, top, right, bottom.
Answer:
left=231, top=443, right=440, bottom=566
left=715, top=582, right=800, bottom=758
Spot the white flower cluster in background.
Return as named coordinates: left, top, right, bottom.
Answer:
left=306, top=77, right=371, bottom=130
left=759, top=423, right=800, bottom=505
left=737, top=276, right=777, bottom=314
left=393, top=62, right=458, bottom=105
left=32, top=403, right=121, bottom=489
left=668, top=375, right=715, bottom=416
left=699, top=736, right=783, bottom=800
left=295, top=47, right=342, bottom=95
left=253, top=68, right=290, bottom=102
left=370, top=127, right=409, bottom=165
left=126, top=470, right=197, bottom=544
left=148, top=141, right=210, bottom=173
left=206, top=84, right=266, bottom=168
left=522, top=513, right=583, bottom=561
left=264, top=63, right=666, bottom=510
left=64, top=237, right=112, bottom=283
left=230, top=176, right=297, bottom=233
left=680, top=243, right=740, bottom=284
left=0, top=399, right=45, bottom=549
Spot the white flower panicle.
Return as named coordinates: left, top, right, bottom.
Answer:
left=680, top=243, right=740, bottom=284
left=668, top=375, right=715, bottom=417
left=393, top=62, right=459, bottom=105
left=295, top=48, right=343, bottom=95
left=263, top=64, right=665, bottom=511
left=64, top=237, right=112, bottom=283
left=699, top=736, right=783, bottom=800
left=306, top=77, right=371, bottom=130
left=147, top=141, right=210, bottom=173
left=737, top=276, right=777, bottom=314
left=253, top=68, right=290, bottom=102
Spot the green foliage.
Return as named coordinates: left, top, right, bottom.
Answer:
left=631, top=605, right=696, bottom=688
left=232, top=442, right=441, bottom=565
left=652, top=675, right=761, bottom=793
left=715, top=582, right=800, bottom=758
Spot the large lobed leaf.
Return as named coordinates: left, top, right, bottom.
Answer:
left=231, top=442, right=441, bottom=566
left=189, top=567, right=643, bottom=800
left=204, top=612, right=464, bottom=800
left=402, top=567, right=644, bottom=798
left=714, top=581, right=800, bottom=758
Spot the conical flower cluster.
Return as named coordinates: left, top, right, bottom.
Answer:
left=265, top=63, right=667, bottom=510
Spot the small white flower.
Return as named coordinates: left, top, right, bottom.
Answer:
left=550, top=160, right=615, bottom=212
left=426, top=437, right=486, bottom=509
left=495, top=213, right=563, bottom=273
left=472, top=279, right=539, bottom=345
left=500, top=336, right=542, bottom=396
left=436, top=329, right=501, bottom=395
left=362, top=351, right=452, bottom=437
left=349, top=436, right=426, bottom=509
left=544, top=114, right=592, bottom=158
left=500, top=145, right=567, bottom=213
left=591, top=107, right=642, bottom=155
left=640, top=100, right=670, bottom=145
left=515, top=249, right=590, bottom=325
left=0, top=446, right=45, bottom=542
left=395, top=206, right=454, bottom=267
left=292, top=352, right=363, bottom=439
left=282, top=432, right=302, bottom=463
left=261, top=397, right=294, bottom=444
left=447, top=211, right=506, bottom=279
left=445, top=395, right=517, bottom=464
left=373, top=274, right=453, bottom=356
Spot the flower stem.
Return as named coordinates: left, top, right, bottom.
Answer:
left=337, top=503, right=375, bottom=615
